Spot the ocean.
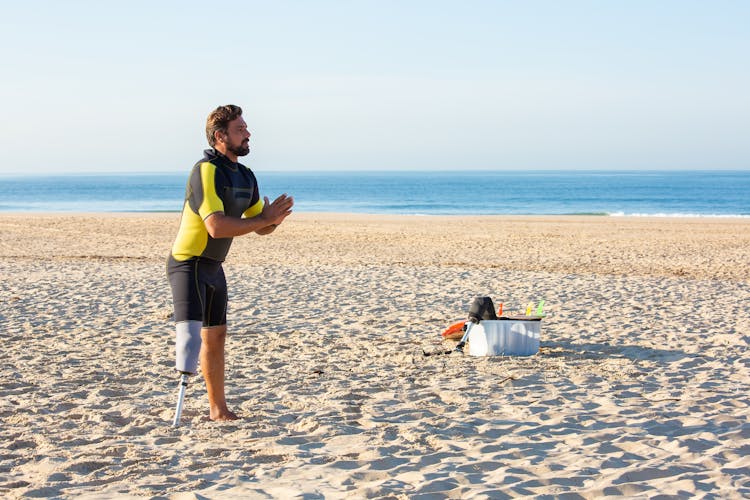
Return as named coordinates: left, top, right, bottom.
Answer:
left=0, top=170, right=748, bottom=217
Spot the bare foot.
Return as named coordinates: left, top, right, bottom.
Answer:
left=209, top=407, right=240, bottom=421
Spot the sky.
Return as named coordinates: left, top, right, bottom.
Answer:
left=1, top=0, right=748, bottom=174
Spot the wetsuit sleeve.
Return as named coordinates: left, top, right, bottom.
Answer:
left=242, top=182, right=263, bottom=218
left=188, top=162, right=226, bottom=219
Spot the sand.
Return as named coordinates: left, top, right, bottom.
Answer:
left=1, top=213, right=749, bottom=498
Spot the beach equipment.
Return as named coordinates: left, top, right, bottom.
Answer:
left=535, top=300, right=546, bottom=317
left=441, top=320, right=467, bottom=340
left=455, top=296, right=498, bottom=353
left=442, top=298, right=501, bottom=341
left=466, top=317, right=541, bottom=356
left=441, top=297, right=543, bottom=356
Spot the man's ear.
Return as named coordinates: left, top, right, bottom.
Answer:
left=214, top=131, right=225, bottom=144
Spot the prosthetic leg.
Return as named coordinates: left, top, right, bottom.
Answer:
left=172, top=321, right=202, bottom=427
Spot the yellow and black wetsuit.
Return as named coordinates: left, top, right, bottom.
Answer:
left=167, top=149, right=264, bottom=326
left=171, top=149, right=263, bottom=262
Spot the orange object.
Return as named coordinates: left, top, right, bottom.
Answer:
left=497, top=303, right=503, bottom=316
left=441, top=320, right=466, bottom=339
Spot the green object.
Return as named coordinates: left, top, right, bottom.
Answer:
left=535, top=300, right=546, bottom=317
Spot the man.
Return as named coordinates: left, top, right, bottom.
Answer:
left=167, top=104, right=293, bottom=421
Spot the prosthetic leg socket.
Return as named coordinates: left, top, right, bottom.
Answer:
left=172, top=321, right=202, bottom=427
left=175, top=321, right=202, bottom=374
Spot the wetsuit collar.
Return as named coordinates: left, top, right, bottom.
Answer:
left=203, top=148, right=240, bottom=170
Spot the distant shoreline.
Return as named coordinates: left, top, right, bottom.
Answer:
left=1, top=210, right=749, bottom=218
left=2, top=170, right=748, bottom=217
left=2, top=168, right=750, bottom=177
left=1, top=211, right=749, bottom=220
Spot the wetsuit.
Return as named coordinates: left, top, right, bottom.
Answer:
left=167, top=148, right=263, bottom=327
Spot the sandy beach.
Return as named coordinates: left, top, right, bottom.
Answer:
left=1, top=212, right=749, bottom=498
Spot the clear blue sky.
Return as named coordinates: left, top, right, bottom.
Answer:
left=1, top=0, right=748, bottom=173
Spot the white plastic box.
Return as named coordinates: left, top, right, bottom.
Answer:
left=467, top=319, right=541, bottom=356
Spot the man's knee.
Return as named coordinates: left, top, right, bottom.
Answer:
left=201, top=325, right=227, bottom=346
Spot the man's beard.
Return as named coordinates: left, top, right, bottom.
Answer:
left=227, top=140, right=250, bottom=157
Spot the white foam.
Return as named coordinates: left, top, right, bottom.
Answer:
left=609, top=212, right=750, bottom=218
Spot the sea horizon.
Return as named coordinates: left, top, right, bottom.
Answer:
left=1, top=169, right=749, bottom=217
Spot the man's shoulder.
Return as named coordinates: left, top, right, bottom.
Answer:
left=189, top=160, right=219, bottom=179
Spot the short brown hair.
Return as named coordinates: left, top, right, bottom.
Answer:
left=206, top=105, right=243, bottom=147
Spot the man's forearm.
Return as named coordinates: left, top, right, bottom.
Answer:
left=204, top=212, right=271, bottom=238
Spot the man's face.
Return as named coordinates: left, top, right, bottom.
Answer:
left=223, top=116, right=251, bottom=157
